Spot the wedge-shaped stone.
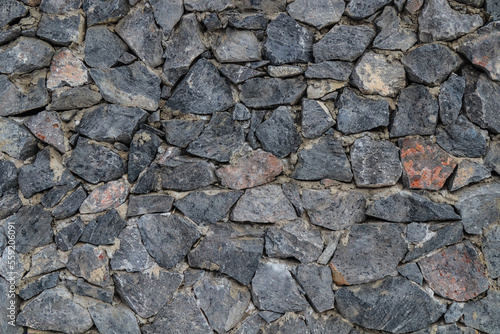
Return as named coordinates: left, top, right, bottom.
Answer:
left=313, top=25, right=374, bottom=62
left=80, top=209, right=126, bottom=245
left=373, top=6, right=417, bottom=51
left=436, top=116, right=487, bottom=158
left=149, top=0, right=183, bottom=36
left=301, top=99, right=335, bottom=139
left=25, top=110, right=67, bottom=153
left=89, top=303, right=141, bottom=334
left=162, top=119, right=205, bottom=148
left=128, top=129, right=161, bottom=182
left=439, top=73, right=465, bottom=125
left=37, top=13, right=84, bottom=46
left=483, top=225, right=500, bottom=279
left=0, top=117, right=37, bottom=160
left=66, top=243, right=110, bottom=287
left=345, top=0, right=392, bottom=19
left=84, top=26, right=127, bottom=69
left=214, top=28, right=261, bottom=63
left=448, top=160, right=491, bottom=192
left=79, top=180, right=129, bottom=214
left=159, top=157, right=216, bottom=191
left=50, top=86, right=102, bottom=110
left=83, top=0, right=129, bottom=26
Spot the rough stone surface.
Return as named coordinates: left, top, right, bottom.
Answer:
left=79, top=180, right=129, bottom=214
left=0, top=73, right=49, bottom=116
left=0, top=0, right=27, bottom=28
left=345, top=0, right=392, bottom=19
left=89, top=303, right=141, bottom=334
left=287, top=0, right=344, bottom=29
left=313, top=25, right=375, bottom=62
left=149, top=0, right=183, bottom=36
left=219, top=63, right=264, bottom=84
left=83, top=0, right=129, bottom=26
left=463, top=290, right=500, bottom=334
left=162, top=119, right=206, bottom=148
left=55, top=218, right=85, bottom=251
left=305, top=61, right=353, bottom=81
left=464, top=71, right=500, bottom=134
left=40, top=0, right=81, bottom=14
left=25, top=110, right=67, bottom=153
left=84, top=26, right=127, bottom=68
left=52, top=186, right=87, bottom=219
left=449, top=160, right=491, bottom=191
left=66, top=243, right=110, bottom=287
left=436, top=116, right=487, bottom=158
left=293, top=264, right=334, bottom=312
left=373, top=6, right=417, bottom=51
left=159, top=157, right=216, bottom=191
left=19, top=272, right=59, bottom=300
left=240, top=77, right=306, bottom=109
left=26, top=244, right=65, bottom=278
left=483, top=224, right=500, bottom=279
left=485, top=140, right=500, bottom=173
left=127, top=129, right=161, bottom=182
left=174, top=191, right=241, bottom=225
left=126, top=194, right=173, bottom=217
left=439, top=73, right=465, bottom=125
left=0, top=160, right=17, bottom=196
left=37, top=13, right=84, bottom=46
left=301, top=99, right=335, bottom=138
left=397, top=263, right=423, bottom=285
left=0, top=37, right=54, bottom=74
left=214, top=29, right=261, bottom=63
left=110, top=226, right=155, bottom=272
left=0, top=189, right=22, bottom=220
left=0, top=117, right=38, bottom=160
left=50, top=86, right=102, bottom=110
left=456, top=190, right=500, bottom=235
left=80, top=209, right=126, bottom=245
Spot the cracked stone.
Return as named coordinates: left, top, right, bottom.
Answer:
left=84, top=26, right=127, bottom=69
left=214, top=29, right=261, bottom=63
left=89, top=303, right=141, bottom=334
left=439, top=73, right=465, bottom=125
left=233, top=102, right=251, bottom=120
left=0, top=117, right=38, bottom=160
left=37, top=13, right=84, bottom=46
left=149, top=0, right=183, bottom=36
left=25, top=110, right=67, bottom=153
left=293, top=264, right=334, bottom=312
left=0, top=161, right=17, bottom=196
left=345, top=0, right=392, bottom=19
left=83, top=0, right=129, bottom=26
left=463, top=290, right=500, bottom=334
left=219, top=63, right=264, bottom=84
left=0, top=73, right=50, bottom=116
left=287, top=0, right=344, bottom=29
left=128, top=129, right=161, bottom=182
left=455, top=188, right=500, bottom=235
left=397, top=263, right=423, bottom=285
left=305, top=61, right=353, bottom=81
left=52, top=186, right=87, bottom=220
left=449, top=160, right=491, bottom=191
left=25, top=244, right=65, bottom=278
left=50, top=86, right=102, bottom=110
left=0, top=37, right=54, bottom=74
left=80, top=209, right=126, bottom=245
left=240, top=77, right=306, bottom=109
left=159, top=156, right=216, bottom=191
left=55, top=217, right=85, bottom=251
left=436, top=115, right=487, bottom=158
left=0, top=189, right=22, bottom=220
left=19, top=272, right=59, bottom=300
left=162, top=120, right=205, bottom=149
left=483, top=224, right=500, bottom=279
left=373, top=6, right=417, bottom=51
left=0, top=0, right=27, bottom=28
left=66, top=278, right=113, bottom=304
left=301, top=99, right=335, bottom=139
left=66, top=243, right=111, bottom=287
left=110, top=226, right=155, bottom=272
left=79, top=180, right=129, bottom=214
left=313, top=25, right=374, bottom=62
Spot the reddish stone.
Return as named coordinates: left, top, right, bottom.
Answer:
left=399, top=137, right=456, bottom=190
left=47, top=49, right=88, bottom=90
left=24, top=110, right=68, bottom=153
left=216, top=149, right=283, bottom=190
left=418, top=241, right=489, bottom=302
left=80, top=180, right=129, bottom=214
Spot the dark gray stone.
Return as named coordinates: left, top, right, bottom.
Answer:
left=0, top=160, right=17, bottom=196
left=233, top=103, right=251, bottom=121
left=487, top=0, right=500, bottom=19
left=268, top=65, right=305, bottom=78
left=232, top=314, right=265, bottom=334
left=187, top=112, right=245, bottom=162
left=184, top=0, right=232, bottom=10
left=251, top=261, right=309, bottom=313
left=456, top=191, right=500, bottom=235
left=41, top=181, right=79, bottom=208
left=90, top=61, right=161, bottom=112
left=37, top=13, right=83, bottom=46
left=485, top=141, right=500, bottom=174
left=227, top=12, right=267, bottom=29
left=110, top=226, right=155, bottom=272
left=436, top=116, right=487, bottom=158
left=188, top=223, right=264, bottom=285
left=214, top=29, right=261, bottom=63
left=52, top=186, right=87, bottom=220
left=0, top=117, right=37, bottom=160
left=234, top=0, right=286, bottom=14
left=292, top=136, right=352, bottom=182
left=162, top=119, right=205, bottom=148
left=293, top=264, right=334, bottom=312
left=390, top=84, right=439, bottom=137
left=55, top=218, right=84, bottom=251
left=406, top=222, right=428, bottom=243
left=66, top=278, right=113, bottom=304
left=0, top=247, right=24, bottom=286
left=367, top=191, right=460, bottom=222
left=444, top=302, right=463, bottom=324
left=67, top=138, right=126, bottom=184
left=0, top=189, right=22, bottom=219
left=149, top=0, right=183, bottom=36
left=266, top=219, right=323, bottom=263
left=166, top=59, right=234, bottom=115
left=218, top=63, right=264, bottom=84
left=302, top=189, right=366, bottom=230
left=259, top=311, right=282, bottom=323
left=240, top=77, right=306, bottom=108
left=50, top=86, right=102, bottom=110
left=305, top=312, right=354, bottom=334
left=25, top=244, right=65, bottom=278
left=89, top=303, right=141, bottom=334
left=126, top=194, right=173, bottom=217
left=113, top=270, right=183, bottom=318
left=264, top=315, right=308, bottom=333
left=301, top=99, right=335, bottom=139
left=313, top=25, right=374, bottom=62
left=305, top=61, right=353, bottom=81
left=247, top=110, right=265, bottom=149
left=463, top=290, right=500, bottom=333
left=263, top=13, right=313, bottom=65
left=40, top=0, right=81, bottom=13
left=83, top=0, right=129, bottom=26
left=0, top=37, right=54, bottom=74
left=19, top=272, right=59, bottom=300
left=203, top=12, right=222, bottom=30
left=439, top=73, right=465, bottom=125
left=174, top=190, right=242, bottom=225
left=159, top=156, right=216, bottom=191
left=84, top=26, right=127, bottom=68
left=373, top=6, right=417, bottom=51
left=483, top=224, right=500, bottom=279
left=449, top=160, right=491, bottom=192
left=287, top=0, right=344, bottom=29
left=80, top=209, right=126, bottom=245
left=336, top=276, right=446, bottom=333
left=0, top=74, right=49, bottom=116
left=0, top=0, right=27, bottom=28
left=25, top=110, right=66, bottom=153
left=0, top=27, right=21, bottom=46
left=138, top=214, right=200, bottom=269
left=402, top=43, right=462, bottom=86
left=345, top=0, right=392, bottom=19
left=115, top=5, right=163, bottom=68
left=127, top=129, right=161, bottom=182
left=67, top=243, right=110, bottom=287
left=397, top=263, right=423, bottom=285
left=351, top=137, right=402, bottom=188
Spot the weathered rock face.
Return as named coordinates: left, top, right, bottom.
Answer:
left=314, top=25, right=374, bottom=62
left=0, top=37, right=54, bottom=74
left=0, top=73, right=49, bottom=117
left=240, top=77, right=306, bottom=108
left=373, top=6, right=417, bottom=51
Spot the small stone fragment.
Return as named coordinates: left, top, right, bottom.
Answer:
left=444, top=302, right=464, bottom=324
left=449, top=160, right=491, bottom=192
left=463, top=72, right=500, bottom=134
left=0, top=37, right=54, bottom=74
left=149, top=0, right=183, bottom=36
left=0, top=27, right=21, bottom=46
left=83, top=0, right=129, bottom=26
left=52, top=186, right=87, bottom=219
left=219, top=63, right=264, bottom=84
left=127, top=129, right=161, bottom=182
left=305, top=61, right=353, bottom=81
left=301, top=99, right=335, bottom=139
left=292, top=264, right=334, bottom=313
left=345, top=0, right=392, bottom=19
left=0, top=189, right=22, bottom=220
left=0, top=0, right=27, bottom=28
left=126, top=194, right=173, bottom=217
left=66, top=243, right=111, bottom=287
left=37, top=13, right=84, bottom=46
left=162, top=119, right=205, bottom=148
left=0, top=160, right=17, bottom=196
left=19, top=272, right=59, bottom=300
left=110, top=226, right=155, bottom=272
left=483, top=225, right=500, bottom=279
left=268, top=65, right=303, bottom=78
left=247, top=110, right=265, bottom=149
left=89, top=303, right=141, bottom=334
left=50, top=86, right=102, bottom=110
left=66, top=278, right=114, bottom=304
left=55, top=218, right=85, bottom=251
left=84, top=26, right=127, bottom=68
left=313, top=25, right=375, bottom=62
left=240, top=77, right=306, bottom=108
left=397, top=263, right=423, bottom=285
left=25, top=110, right=68, bottom=153
left=463, top=290, right=500, bottom=334
left=0, top=117, right=38, bottom=160
left=436, top=116, right=487, bottom=158
left=287, top=0, right=344, bottom=29
left=214, top=29, right=261, bottom=63
left=233, top=103, right=251, bottom=120
left=0, top=73, right=49, bottom=116
left=159, top=156, right=216, bottom=191
left=79, top=180, right=129, bottom=214
left=373, top=6, right=417, bottom=51
left=439, top=74, right=465, bottom=125
left=80, top=209, right=126, bottom=245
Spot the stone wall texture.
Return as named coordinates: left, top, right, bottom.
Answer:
left=0, top=0, right=500, bottom=333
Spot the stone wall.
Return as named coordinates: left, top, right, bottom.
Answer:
left=0, top=0, right=499, bottom=333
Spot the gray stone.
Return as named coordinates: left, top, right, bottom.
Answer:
left=25, top=110, right=66, bottom=153
left=293, top=264, right=334, bottom=312
left=149, top=0, right=183, bottom=36
left=373, top=6, right=417, bottom=51
left=406, top=222, right=428, bottom=243
left=330, top=223, right=407, bottom=285
left=235, top=0, right=286, bottom=14
left=159, top=156, right=216, bottom=191
left=336, top=276, right=446, bottom=333
left=214, top=29, right=261, bottom=63
left=231, top=184, right=297, bottom=223
left=418, top=0, right=482, bottom=42
left=52, top=186, right=87, bottom=219
left=110, top=226, right=155, bottom=272
left=351, top=137, right=402, bottom=188
left=436, top=116, right=487, bottom=158
left=259, top=311, right=282, bottom=323
left=255, top=106, right=301, bottom=158
left=402, top=43, right=462, bottom=86
left=219, top=63, right=263, bottom=84
left=166, top=59, right=234, bottom=115
left=483, top=224, right=500, bottom=279
left=263, top=13, right=313, bottom=65
left=268, top=65, right=305, bottom=78
left=305, top=312, right=354, bottom=334
left=89, top=303, right=140, bottom=334
left=194, top=273, right=251, bottom=333
left=187, top=112, right=245, bottom=162
left=67, top=138, right=126, bottom=184
left=313, top=25, right=374, bottom=62
left=266, top=219, right=323, bottom=263
left=317, top=232, right=341, bottom=265
left=0, top=247, right=24, bottom=286
left=40, top=0, right=81, bottom=13
left=37, top=13, right=84, bottom=46
left=390, top=84, right=439, bottom=137
left=83, top=0, right=129, bottom=26
left=227, top=12, right=267, bottom=30
left=247, top=110, right=265, bottom=149
left=232, top=314, right=264, bottom=334
left=90, top=61, right=161, bottom=112
left=184, top=269, right=204, bottom=287
left=464, top=71, right=500, bottom=134
left=138, top=214, right=200, bottom=269
left=305, top=61, right=353, bottom=81
left=345, top=0, right=392, bottom=19
left=162, top=119, right=205, bottom=148
left=463, top=290, right=500, bottom=333
left=19, top=272, right=59, bottom=300
left=367, top=191, right=460, bottom=222
left=188, top=223, right=264, bottom=285
left=25, top=244, right=65, bottom=278
left=126, top=194, right=173, bottom=217
left=203, top=12, right=222, bottom=30
left=55, top=218, right=84, bottom=251
left=0, top=0, right=27, bottom=28
left=0, top=27, right=21, bottom=46
left=184, top=0, right=232, bottom=10
left=233, top=103, right=251, bottom=120
left=67, top=243, right=110, bottom=287
left=485, top=141, right=500, bottom=174
left=84, top=26, right=127, bottom=68
left=487, top=0, right=500, bottom=19
left=240, top=77, right=306, bottom=108
left=41, top=180, right=79, bottom=208
left=287, top=0, right=344, bottom=29
left=439, top=73, right=465, bottom=125
left=17, top=287, right=93, bottom=334
left=336, top=88, right=389, bottom=135
left=301, top=99, right=335, bottom=139
left=0, top=74, right=49, bottom=117
left=0, top=117, right=37, bottom=160
left=128, top=129, right=161, bottom=182
left=79, top=179, right=127, bottom=214
left=449, top=160, right=491, bottom=192
left=0, top=189, right=21, bottom=220
left=115, top=5, right=163, bottom=68
left=397, top=263, right=423, bottom=285
left=0, top=161, right=17, bottom=196
left=113, top=270, right=183, bottom=318
left=302, top=189, right=366, bottom=230
left=67, top=278, right=113, bottom=303
left=264, top=314, right=308, bottom=333
left=80, top=209, right=126, bottom=245
left=50, top=86, right=102, bottom=110
left=444, top=302, right=463, bottom=324
left=174, top=190, right=242, bottom=225
left=456, top=193, right=500, bottom=235
left=351, top=52, right=406, bottom=97
left=292, top=136, right=352, bottom=182
left=0, top=37, right=54, bottom=74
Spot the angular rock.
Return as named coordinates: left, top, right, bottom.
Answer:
left=264, top=315, right=308, bottom=332
left=449, top=160, right=491, bottom=191
left=367, top=191, right=460, bottom=222
left=345, top=0, right=392, bottom=19
left=456, top=191, right=500, bottom=235
left=351, top=137, right=402, bottom=188
left=110, top=226, right=155, bottom=272
left=187, top=112, right=244, bottom=162
left=247, top=110, right=265, bottom=149
left=336, top=88, right=389, bottom=134
left=90, top=61, right=161, bottom=112
left=84, top=26, right=127, bottom=68
left=373, top=6, right=417, bottom=51
left=80, top=209, right=126, bottom=245
left=301, top=99, right=335, bottom=139
left=184, top=0, right=232, bottom=10
left=313, top=25, right=374, bottom=62
left=439, top=74, right=465, bottom=125
left=305, top=61, right=353, bottom=81
left=0, top=73, right=50, bottom=116
left=50, top=86, right=102, bottom=110
left=418, top=241, right=489, bottom=301
left=231, top=184, right=297, bottom=223
left=266, top=219, right=323, bottom=263
left=0, top=117, right=37, bottom=160
left=444, top=302, right=463, bottom=324
left=419, top=0, right=482, bottom=42
left=268, top=65, right=303, bottom=78
left=67, top=243, right=110, bottom=287
left=40, top=0, right=81, bottom=13
left=330, top=223, right=407, bottom=285
left=234, top=0, right=286, bottom=14
left=37, top=13, right=84, bottom=46
left=0, top=27, right=21, bottom=46
left=0, top=189, right=22, bottom=220
left=397, top=263, right=423, bottom=285
left=402, top=43, right=462, bottom=86
left=159, top=156, right=216, bottom=191
left=0, top=0, right=27, bottom=28
left=483, top=224, right=500, bottom=279
left=240, top=77, right=306, bottom=108
left=335, top=276, right=446, bottom=333
left=162, top=119, right=205, bottom=148
left=390, top=84, right=439, bottom=137
left=149, top=0, right=183, bottom=36
left=464, top=72, right=500, bottom=134
left=292, top=264, right=334, bottom=313
left=0, top=278, right=22, bottom=334
left=25, top=110, right=67, bottom=153
left=399, top=136, right=457, bottom=190
left=287, top=0, right=344, bottom=29
left=263, top=13, right=313, bottom=65
left=292, top=136, right=352, bottom=182
left=227, top=12, right=267, bottom=30
left=83, top=0, right=129, bottom=26
left=214, top=29, right=261, bottom=63
left=463, top=290, right=500, bottom=334
left=89, top=303, right=141, bottom=334
left=485, top=141, right=500, bottom=174
left=166, top=59, right=234, bottom=115
left=127, top=129, right=161, bottom=182
left=306, top=312, right=354, bottom=334
left=55, top=218, right=85, bottom=251
left=52, top=186, right=87, bottom=219
left=301, top=189, right=366, bottom=230
left=219, top=63, right=263, bottom=84
left=436, top=116, right=487, bottom=158
left=19, top=272, right=59, bottom=300
left=25, top=244, right=65, bottom=278
left=232, top=314, right=265, bottom=334
left=41, top=180, right=79, bottom=209
left=127, top=194, right=173, bottom=217
left=0, top=247, right=25, bottom=286
left=67, top=138, right=125, bottom=184
left=17, top=287, right=93, bottom=333
left=0, top=161, right=17, bottom=197
left=254, top=107, right=301, bottom=158
left=0, top=37, right=54, bottom=74
left=233, top=102, right=251, bottom=120
left=351, top=52, right=406, bottom=97
left=115, top=5, right=163, bottom=68
left=66, top=278, right=114, bottom=303
left=79, top=180, right=129, bottom=214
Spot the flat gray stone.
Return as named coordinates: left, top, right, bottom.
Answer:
left=0, top=0, right=27, bottom=28
left=463, top=291, right=500, bottom=334
left=397, top=263, right=423, bottom=285
left=0, top=188, right=21, bottom=220
left=41, top=180, right=79, bottom=209
left=80, top=209, right=126, bottom=245
left=127, top=129, right=161, bottom=182
left=0, top=37, right=54, bottom=74
left=305, top=61, right=353, bottom=81
left=66, top=243, right=110, bottom=287
left=40, top=0, right=81, bottom=13
left=240, top=77, right=306, bottom=108
left=345, top=0, right=392, bottom=19
left=55, top=218, right=85, bottom=251
left=83, top=0, right=129, bottom=26
left=313, top=25, right=374, bottom=62
left=301, top=99, right=335, bottom=139
left=449, top=160, right=491, bottom=192
left=162, top=119, right=206, bottom=148
left=227, top=12, right=267, bottom=30
left=25, top=110, right=66, bottom=153
left=37, top=13, right=84, bottom=46
left=0, top=74, right=49, bottom=117
left=127, top=194, right=173, bottom=217
left=483, top=224, right=500, bottom=279
left=0, top=117, right=37, bottom=160
left=439, top=73, right=465, bottom=125
left=25, top=244, right=65, bottom=278
left=19, top=272, right=59, bottom=300
left=464, top=71, right=500, bottom=134
left=149, top=0, right=183, bottom=36
left=110, top=226, right=156, bottom=272
left=293, top=264, right=334, bottom=313
left=159, top=156, right=216, bottom=191
left=52, top=186, right=87, bottom=220
left=219, top=63, right=264, bottom=84
left=306, top=312, right=354, bottom=334
left=214, top=28, right=261, bottom=63
left=456, top=191, right=500, bottom=235
left=184, top=0, right=232, bottom=11
left=0, top=277, right=23, bottom=334
left=373, top=6, right=417, bottom=51
left=84, top=26, right=127, bottom=68
left=287, top=0, right=344, bottom=29
left=66, top=277, right=113, bottom=303
left=436, top=115, right=487, bottom=158
left=50, top=86, right=102, bottom=110
left=0, top=160, right=17, bottom=197
left=89, top=303, right=140, bottom=334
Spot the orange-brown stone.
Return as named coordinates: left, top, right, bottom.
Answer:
left=47, top=49, right=88, bottom=90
